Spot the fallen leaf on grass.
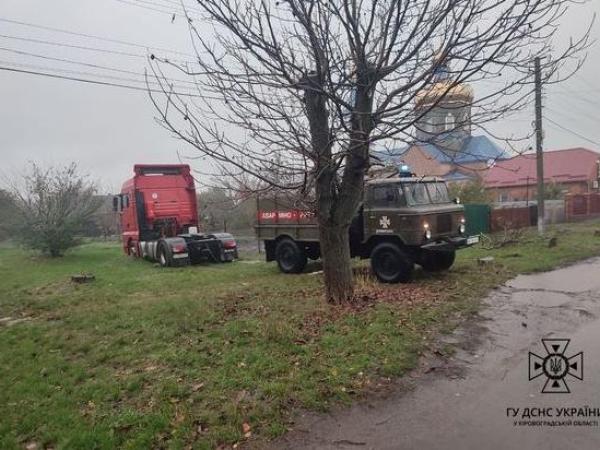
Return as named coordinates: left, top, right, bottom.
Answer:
left=235, top=390, right=249, bottom=404
left=192, top=382, right=205, bottom=392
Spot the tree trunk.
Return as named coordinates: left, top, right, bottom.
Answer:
left=319, top=223, right=354, bottom=304
left=302, top=71, right=364, bottom=304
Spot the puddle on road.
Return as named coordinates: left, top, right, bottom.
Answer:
left=509, top=290, right=572, bottom=307
left=508, top=258, right=600, bottom=293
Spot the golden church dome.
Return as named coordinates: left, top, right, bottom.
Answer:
left=415, top=81, right=474, bottom=107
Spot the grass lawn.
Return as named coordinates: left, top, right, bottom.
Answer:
left=2, top=220, right=600, bottom=449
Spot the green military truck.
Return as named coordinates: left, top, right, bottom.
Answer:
left=255, top=175, right=479, bottom=283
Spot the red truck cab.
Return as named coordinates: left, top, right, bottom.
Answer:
left=114, top=164, right=237, bottom=266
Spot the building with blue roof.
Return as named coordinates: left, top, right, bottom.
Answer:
left=375, top=61, right=509, bottom=182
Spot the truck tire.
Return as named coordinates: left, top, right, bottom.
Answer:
left=158, top=242, right=172, bottom=268
left=127, top=240, right=138, bottom=257
left=370, top=242, right=413, bottom=283
left=421, top=250, right=456, bottom=272
left=275, top=238, right=307, bottom=273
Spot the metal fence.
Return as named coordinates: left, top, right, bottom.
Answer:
left=464, top=199, right=569, bottom=234
left=463, top=204, right=490, bottom=235
left=490, top=204, right=537, bottom=231
left=565, top=193, right=600, bottom=221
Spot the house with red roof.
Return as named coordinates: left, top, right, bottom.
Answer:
left=484, top=147, right=600, bottom=202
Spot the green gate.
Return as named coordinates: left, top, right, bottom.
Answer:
left=464, top=204, right=490, bottom=235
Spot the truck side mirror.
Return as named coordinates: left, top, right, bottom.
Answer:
left=113, top=195, right=121, bottom=212
left=386, top=190, right=396, bottom=202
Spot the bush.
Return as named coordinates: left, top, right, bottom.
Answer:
left=448, top=178, right=493, bottom=204
left=9, top=163, right=103, bottom=256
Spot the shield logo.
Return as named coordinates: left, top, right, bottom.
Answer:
left=529, top=338, right=583, bottom=394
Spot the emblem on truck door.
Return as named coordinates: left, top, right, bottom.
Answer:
left=379, top=216, right=391, bottom=229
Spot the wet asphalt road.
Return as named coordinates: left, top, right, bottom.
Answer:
left=277, top=258, right=600, bottom=450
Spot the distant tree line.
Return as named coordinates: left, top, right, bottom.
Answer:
left=198, top=188, right=256, bottom=233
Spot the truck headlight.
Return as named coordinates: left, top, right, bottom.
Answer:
left=423, top=222, right=431, bottom=240
left=459, top=224, right=466, bottom=234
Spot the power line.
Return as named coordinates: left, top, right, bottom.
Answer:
left=0, top=33, right=151, bottom=59
left=0, top=45, right=151, bottom=77
left=573, top=72, right=597, bottom=92
left=129, top=0, right=190, bottom=14
left=0, top=59, right=196, bottom=90
left=544, top=115, right=600, bottom=147
left=0, top=17, right=198, bottom=59
left=0, top=46, right=201, bottom=86
left=0, top=65, right=206, bottom=98
left=144, top=0, right=197, bottom=9
left=0, top=33, right=197, bottom=63
left=554, top=87, right=600, bottom=94
left=114, top=0, right=201, bottom=21
left=115, top=0, right=183, bottom=16
left=552, top=89, right=599, bottom=108
left=546, top=103, right=599, bottom=124
left=0, top=65, right=277, bottom=105
left=126, top=0, right=204, bottom=17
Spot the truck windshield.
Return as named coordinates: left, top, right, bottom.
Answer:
left=403, top=182, right=429, bottom=204
left=403, top=182, right=450, bottom=205
left=426, top=182, right=450, bottom=203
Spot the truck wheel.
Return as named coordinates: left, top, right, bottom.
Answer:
left=370, top=242, right=413, bottom=283
left=158, top=242, right=172, bottom=268
left=127, top=240, right=138, bottom=257
left=275, top=238, right=307, bottom=273
left=421, top=250, right=456, bottom=272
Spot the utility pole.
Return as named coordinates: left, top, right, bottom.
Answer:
left=534, top=57, right=545, bottom=234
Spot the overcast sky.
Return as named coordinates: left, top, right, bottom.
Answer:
left=1, top=0, right=599, bottom=191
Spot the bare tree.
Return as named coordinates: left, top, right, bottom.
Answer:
left=9, top=163, right=102, bottom=257
left=149, top=0, right=590, bottom=303
left=92, top=195, right=121, bottom=239
left=0, top=189, right=16, bottom=241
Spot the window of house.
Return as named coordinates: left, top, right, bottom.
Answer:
left=432, top=114, right=444, bottom=133
left=445, top=112, right=455, bottom=131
